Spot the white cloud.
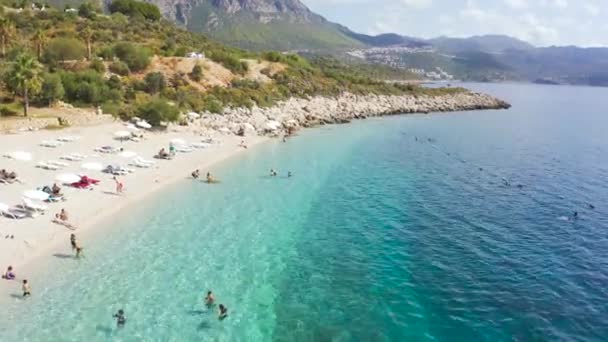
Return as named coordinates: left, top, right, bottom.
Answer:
left=401, top=0, right=433, bottom=9
left=504, top=0, right=528, bottom=9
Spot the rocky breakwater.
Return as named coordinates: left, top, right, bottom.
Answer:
left=198, top=91, right=511, bottom=136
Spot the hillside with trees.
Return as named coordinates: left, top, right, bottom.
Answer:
left=0, top=0, right=432, bottom=126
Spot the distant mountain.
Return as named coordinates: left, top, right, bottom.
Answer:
left=428, top=35, right=535, bottom=53
left=138, top=0, right=364, bottom=50
left=60, top=0, right=608, bottom=85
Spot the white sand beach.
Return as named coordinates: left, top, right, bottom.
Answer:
left=0, top=122, right=266, bottom=294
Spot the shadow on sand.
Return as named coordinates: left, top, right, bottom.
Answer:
left=53, top=253, right=77, bottom=259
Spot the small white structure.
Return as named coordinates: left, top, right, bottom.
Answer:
left=186, top=52, right=205, bottom=59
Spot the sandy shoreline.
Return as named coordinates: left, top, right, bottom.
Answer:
left=0, top=121, right=267, bottom=297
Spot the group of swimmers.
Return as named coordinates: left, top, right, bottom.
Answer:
left=205, top=290, right=228, bottom=320
left=191, top=170, right=217, bottom=183
left=108, top=290, right=227, bottom=329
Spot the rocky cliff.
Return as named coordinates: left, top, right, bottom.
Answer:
left=196, top=92, right=511, bottom=137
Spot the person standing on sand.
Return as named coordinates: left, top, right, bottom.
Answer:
left=70, top=234, right=77, bottom=250
left=22, top=279, right=31, bottom=297
left=113, top=177, right=124, bottom=194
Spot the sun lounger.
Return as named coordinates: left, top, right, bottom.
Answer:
left=95, top=146, right=120, bottom=154
left=175, top=146, right=194, bottom=153
left=22, top=198, right=47, bottom=214
left=0, top=203, right=29, bottom=219
left=40, top=140, right=64, bottom=148
left=56, top=136, right=80, bottom=142
left=48, top=160, right=69, bottom=167
left=36, top=162, right=60, bottom=170
left=103, top=165, right=132, bottom=175
left=191, top=142, right=210, bottom=149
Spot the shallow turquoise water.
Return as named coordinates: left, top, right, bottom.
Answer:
left=1, top=83, right=608, bottom=341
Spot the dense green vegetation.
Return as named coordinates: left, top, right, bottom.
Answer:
left=0, top=0, right=446, bottom=125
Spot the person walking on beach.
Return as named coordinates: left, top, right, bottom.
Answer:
left=218, top=304, right=228, bottom=320
left=22, top=279, right=31, bottom=297
left=113, top=309, right=126, bottom=327
left=70, top=234, right=77, bottom=251
left=205, top=291, right=215, bottom=306
left=113, top=177, right=124, bottom=194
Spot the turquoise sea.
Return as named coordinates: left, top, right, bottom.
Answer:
left=1, top=83, right=608, bottom=341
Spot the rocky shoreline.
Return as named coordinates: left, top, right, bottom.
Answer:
left=198, top=91, right=511, bottom=136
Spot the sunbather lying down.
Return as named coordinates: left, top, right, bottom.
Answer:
left=53, top=209, right=76, bottom=230
left=0, top=169, right=19, bottom=183
left=155, top=148, right=172, bottom=160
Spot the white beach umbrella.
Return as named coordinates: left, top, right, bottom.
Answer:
left=5, top=151, right=32, bottom=161
left=55, top=173, right=81, bottom=184
left=23, top=190, right=50, bottom=201
left=136, top=121, right=152, bottom=129
left=170, top=138, right=186, bottom=146
left=81, top=162, right=103, bottom=171
left=114, top=131, right=132, bottom=140
left=119, top=151, right=138, bottom=158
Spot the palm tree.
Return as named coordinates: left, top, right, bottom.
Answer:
left=0, top=18, right=15, bottom=58
left=6, top=54, right=43, bottom=117
left=79, top=25, right=93, bottom=60
left=32, top=29, right=47, bottom=60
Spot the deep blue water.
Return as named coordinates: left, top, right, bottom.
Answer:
left=1, top=83, right=608, bottom=341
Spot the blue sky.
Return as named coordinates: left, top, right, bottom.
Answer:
left=301, top=0, right=606, bottom=47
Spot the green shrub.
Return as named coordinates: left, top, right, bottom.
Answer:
left=109, top=61, right=130, bottom=76
left=89, top=59, right=106, bottom=73
left=143, top=72, right=166, bottom=94
left=78, top=2, right=100, bottom=19
left=109, top=0, right=161, bottom=21
left=59, top=70, right=113, bottom=105
left=113, top=42, right=151, bottom=72
left=209, top=51, right=248, bottom=74
left=39, top=73, right=65, bottom=105
left=0, top=105, right=19, bottom=117
left=261, top=51, right=284, bottom=63
left=136, top=98, right=179, bottom=126
left=43, top=38, right=86, bottom=64
left=190, top=64, right=203, bottom=82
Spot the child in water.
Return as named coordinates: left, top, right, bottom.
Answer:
left=113, top=309, right=126, bottom=327
left=22, top=279, right=31, bottom=297
left=218, top=304, right=228, bottom=320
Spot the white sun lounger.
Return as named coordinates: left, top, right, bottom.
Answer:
left=60, top=154, right=87, bottom=161
left=95, top=146, right=120, bottom=154
left=191, top=142, right=210, bottom=149
left=22, top=198, right=47, bottom=214
left=130, top=157, right=154, bottom=168
left=56, top=136, right=80, bottom=142
left=40, top=140, right=64, bottom=148
left=175, top=146, right=193, bottom=153
left=48, top=160, right=69, bottom=167
left=36, top=162, right=60, bottom=170
left=0, top=203, right=29, bottom=219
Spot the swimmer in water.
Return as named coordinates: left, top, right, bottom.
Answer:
left=113, top=309, right=126, bottom=327
left=589, top=204, right=595, bottom=209
left=206, top=172, right=213, bottom=183
left=218, top=304, right=228, bottom=320
left=573, top=211, right=579, bottom=219
left=287, top=171, right=292, bottom=178
left=205, top=291, right=215, bottom=306
left=270, top=169, right=277, bottom=177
